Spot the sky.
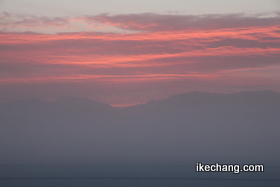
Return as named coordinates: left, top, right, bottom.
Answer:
left=1, top=0, right=280, bottom=107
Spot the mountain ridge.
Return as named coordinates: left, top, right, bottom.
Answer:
left=0, top=90, right=279, bottom=165
left=1, top=90, right=280, bottom=108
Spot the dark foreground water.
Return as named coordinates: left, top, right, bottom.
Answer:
left=0, top=165, right=279, bottom=187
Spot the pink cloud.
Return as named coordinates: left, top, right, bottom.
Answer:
left=1, top=13, right=280, bottom=105
left=84, top=13, right=280, bottom=31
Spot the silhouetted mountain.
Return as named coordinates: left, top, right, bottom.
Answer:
left=0, top=91, right=280, bottom=165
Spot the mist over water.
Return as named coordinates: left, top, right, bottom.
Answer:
left=0, top=165, right=279, bottom=187
left=1, top=91, right=280, bottom=186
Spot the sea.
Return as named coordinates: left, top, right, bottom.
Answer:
left=0, top=165, right=279, bottom=187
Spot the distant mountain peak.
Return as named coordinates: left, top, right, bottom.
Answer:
left=54, top=96, right=113, bottom=109
left=55, top=96, right=94, bottom=103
